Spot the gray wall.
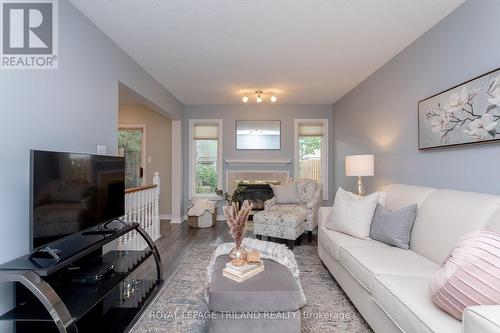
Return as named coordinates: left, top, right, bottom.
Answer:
left=183, top=104, right=333, bottom=215
left=332, top=0, right=500, bottom=195
left=0, top=0, right=183, bottom=318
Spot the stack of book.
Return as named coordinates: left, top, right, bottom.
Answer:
left=222, top=251, right=264, bottom=282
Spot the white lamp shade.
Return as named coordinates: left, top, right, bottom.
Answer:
left=345, top=155, right=374, bottom=176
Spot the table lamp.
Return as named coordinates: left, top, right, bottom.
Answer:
left=345, top=155, right=374, bottom=196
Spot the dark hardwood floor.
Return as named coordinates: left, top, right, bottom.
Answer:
left=133, top=220, right=316, bottom=284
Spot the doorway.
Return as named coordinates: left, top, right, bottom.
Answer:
left=118, top=124, right=146, bottom=189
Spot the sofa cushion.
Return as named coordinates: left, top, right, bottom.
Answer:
left=338, top=246, right=439, bottom=293
left=384, top=184, right=436, bottom=211
left=372, top=275, right=461, bottom=333
left=318, top=223, right=387, bottom=261
left=410, top=190, right=500, bottom=264
left=463, top=305, right=500, bottom=333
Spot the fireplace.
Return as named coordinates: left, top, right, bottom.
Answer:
left=236, top=180, right=280, bottom=219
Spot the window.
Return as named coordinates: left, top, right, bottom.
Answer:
left=189, top=120, right=223, bottom=198
left=294, top=119, right=328, bottom=200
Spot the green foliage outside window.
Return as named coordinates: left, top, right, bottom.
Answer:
left=196, top=163, right=217, bottom=193
left=299, top=136, right=321, bottom=158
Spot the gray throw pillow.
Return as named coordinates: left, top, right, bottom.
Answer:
left=369, top=204, right=417, bottom=249
left=270, top=182, right=301, bottom=204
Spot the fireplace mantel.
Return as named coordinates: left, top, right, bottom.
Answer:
left=224, top=159, right=291, bottom=167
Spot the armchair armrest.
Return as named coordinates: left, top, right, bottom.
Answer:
left=264, top=197, right=276, bottom=210
left=463, top=305, right=500, bottom=333
left=305, top=185, right=322, bottom=209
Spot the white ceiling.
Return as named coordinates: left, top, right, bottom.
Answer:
left=70, top=0, right=464, bottom=105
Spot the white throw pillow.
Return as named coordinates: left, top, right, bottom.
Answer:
left=326, top=187, right=380, bottom=239
left=270, top=182, right=301, bottom=204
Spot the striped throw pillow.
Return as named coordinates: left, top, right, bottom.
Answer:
left=430, top=230, right=500, bottom=320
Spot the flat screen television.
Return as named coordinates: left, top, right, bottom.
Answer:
left=30, top=150, right=125, bottom=250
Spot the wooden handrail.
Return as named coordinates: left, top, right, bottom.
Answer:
left=125, top=184, right=157, bottom=194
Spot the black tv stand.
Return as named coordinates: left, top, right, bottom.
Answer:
left=0, top=221, right=163, bottom=333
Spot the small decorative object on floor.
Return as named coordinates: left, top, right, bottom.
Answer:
left=223, top=200, right=253, bottom=266
left=187, top=199, right=216, bottom=228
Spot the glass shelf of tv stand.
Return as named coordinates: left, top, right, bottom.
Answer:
left=0, top=277, right=162, bottom=333
left=0, top=220, right=138, bottom=276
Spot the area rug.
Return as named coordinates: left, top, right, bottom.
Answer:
left=132, top=244, right=372, bottom=332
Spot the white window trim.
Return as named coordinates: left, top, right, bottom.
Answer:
left=294, top=119, right=329, bottom=201
left=188, top=119, right=223, bottom=200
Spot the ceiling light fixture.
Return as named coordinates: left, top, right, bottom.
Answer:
left=241, top=90, right=278, bottom=103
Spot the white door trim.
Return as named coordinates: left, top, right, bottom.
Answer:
left=171, top=120, right=183, bottom=223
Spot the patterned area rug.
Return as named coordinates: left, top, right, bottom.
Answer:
left=132, top=244, right=372, bottom=332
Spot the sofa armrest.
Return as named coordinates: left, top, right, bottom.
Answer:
left=318, top=207, right=332, bottom=228
left=264, top=197, right=276, bottom=210
left=463, top=305, right=500, bottom=333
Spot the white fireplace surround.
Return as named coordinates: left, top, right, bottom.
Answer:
left=226, top=170, right=290, bottom=194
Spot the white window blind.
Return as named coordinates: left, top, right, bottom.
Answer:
left=193, top=124, right=219, bottom=140
left=298, top=123, right=324, bottom=136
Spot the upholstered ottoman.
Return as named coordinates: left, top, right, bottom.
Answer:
left=253, top=210, right=306, bottom=249
left=208, top=254, right=304, bottom=333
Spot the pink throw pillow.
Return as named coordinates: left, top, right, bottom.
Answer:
left=430, top=230, right=500, bottom=320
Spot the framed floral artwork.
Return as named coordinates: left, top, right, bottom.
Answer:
left=418, top=67, right=500, bottom=149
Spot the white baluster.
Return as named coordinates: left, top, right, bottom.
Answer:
left=117, top=173, right=161, bottom=250
left=153, top=172, right=160, bottom=241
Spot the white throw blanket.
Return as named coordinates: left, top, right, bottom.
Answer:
left=188, top=199, right=215, bottom=216
left=205, top=237, right=307, bottom=306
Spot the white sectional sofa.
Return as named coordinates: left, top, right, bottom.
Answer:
left=318, top=184, right=500, bottom=333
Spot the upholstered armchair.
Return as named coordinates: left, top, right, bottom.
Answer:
left=264, top=179, right=322, bottom=241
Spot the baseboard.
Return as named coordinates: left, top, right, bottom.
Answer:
left=159, top=214, right=171, bottom=220
left=217, top=215, right=226, bottom=221
left=170, top=216, right=184, bottom=224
